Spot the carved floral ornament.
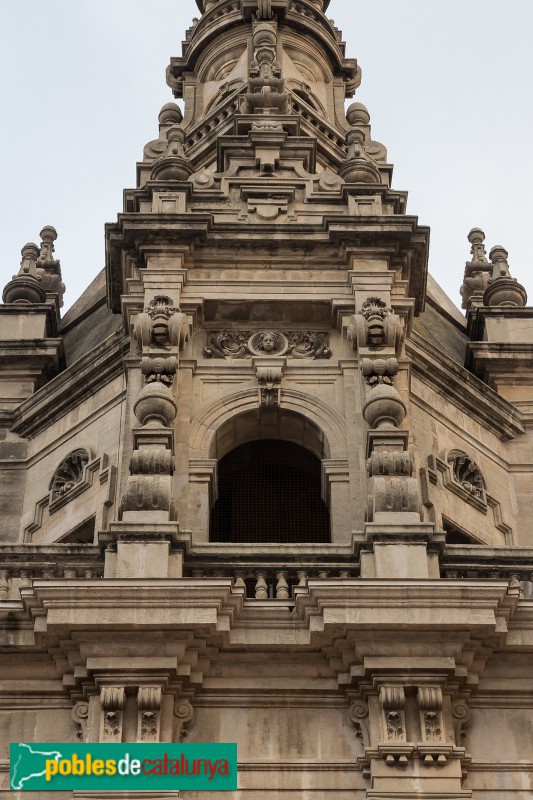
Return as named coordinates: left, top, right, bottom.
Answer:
left=205, top=330, right=331, bottom=359
left=447, top=450, right=486, bottom=504
left=50, top=449, right=91, bottom=502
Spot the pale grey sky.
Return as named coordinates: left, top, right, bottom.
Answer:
left=1, top=0, right=532, bottom=314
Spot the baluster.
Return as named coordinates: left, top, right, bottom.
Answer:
left=276, top=571, right=289, bottom=600
left=340, top=570, right=351, bottom=579
left=42, top=569, right=55, bottom=580
left=63, top=568, right=77, bottom=579
left=213, top=569, right=226, bottom=578
left=20, top=570, right=32, bottom=587
left=296, top=570, right=308, bottom=588
left=318, top=570, right=329, bottom=580
left=234, top=570, right=246, bottom=588
left=84, top=569, right=96, bottom=579
left=255, top=571, right=268, bottom=600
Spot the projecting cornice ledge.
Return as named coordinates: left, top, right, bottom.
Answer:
left=21, top=579, right=245, bottom=640
left=294, top=580, right=519, bottom=640
left=407, top=331, right=525, bottom=440
left=10, top=331, right=129, bottom=438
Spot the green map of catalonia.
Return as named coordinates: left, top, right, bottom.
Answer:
left=11, top=743, right=63, bottom=790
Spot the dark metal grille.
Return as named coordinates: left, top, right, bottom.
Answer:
left=210, top=440, right=331, bottom=543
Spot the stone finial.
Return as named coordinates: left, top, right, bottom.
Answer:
left=362, top=384, right=406, bottom=429
left=468, top=228, right=488, bottom=265
left=483, top=245, right=527, bottom=308
left=2, top=243, right=46, bottom=305
left=151, top=126, right=194, bottom=182
left=460, top=227, right=492, bottom=310
left=159, top=103, right=183, bottom=128
left=489, top=246, right=510, bottom=279
left=36, top=225, right=65, bottom=308
left=346, top=102, right=370, bottom=127
left=38, top=225, right=58, bottom=263
left=339, top=128, right=382, bottom=185
left=134, top=382, right=178, bottom=427
left=240, top=18, right=290, bottom=115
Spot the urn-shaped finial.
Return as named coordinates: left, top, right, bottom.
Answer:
left=151, top=126, right=194, bottom=182
left=2, top=243, right=46, bottom=305
left=483, top=246, right=528, bottom=307
left=134, top=382, right=178, bottom=428
left=363, top=384, right=406, bottom=430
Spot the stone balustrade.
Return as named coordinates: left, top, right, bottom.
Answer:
left=188, top=567, right=357, bottom=599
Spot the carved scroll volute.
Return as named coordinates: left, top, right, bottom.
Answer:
left=72, top=701, right=90, bottom=741
left=350, top=701, right=370, bottom=750
left=167, top=311, right=191, bottom=349
left=452, top=702, right=472, bottom=746
left=137, top=687, right=162, bottom=742
left=347, top=314, right=367, bottom=352
left=99, top=687, right=125, bottom=743
left=133, top=296, right=190, bottom=350
left=133, top=312, right=154, bottom=349
left=379, top=686, right=406, bottom=743
left=418, top=687, right=444, bottom=744
left=173, top=699, right=194, bottom=742
left=348, top=297, right=403, bottom=356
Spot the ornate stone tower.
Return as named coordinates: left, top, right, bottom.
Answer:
left=1, top=1, right=533, bottom=798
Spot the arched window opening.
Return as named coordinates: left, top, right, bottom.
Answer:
left=211, top=439, right=331, bottom=543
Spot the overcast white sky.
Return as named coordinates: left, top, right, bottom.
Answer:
left=1, top=0, right=532, bottom=315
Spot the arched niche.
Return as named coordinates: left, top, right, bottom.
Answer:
left=211, top=439, right=330, bottom=544
left=188, top=405, right=350, bottom=545
left=210, top=407, right=330, bottom=461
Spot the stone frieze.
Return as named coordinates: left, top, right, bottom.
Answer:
left=205, top=329, right=331, bottom=359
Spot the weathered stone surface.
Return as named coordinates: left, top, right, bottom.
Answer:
left=1, top=0, right=532, bottom=798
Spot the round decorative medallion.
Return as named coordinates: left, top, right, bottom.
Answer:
left=248, top=331, right=288, bottom=356
left=190, top=171, right=215, bottom=189
left=318, top=171, right=343, bottom=192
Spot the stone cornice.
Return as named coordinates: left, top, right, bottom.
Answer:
left=407, top=330, right=525, bottom=440
left=10, top=330, right=128, bottom=438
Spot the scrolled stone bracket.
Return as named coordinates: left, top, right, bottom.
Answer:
left=347, top=682, right=473, bottom=785
left=256, top=361, right=284, bottom=407
left=72, top=701, right=90, bottom=741
left=99, top=686, right=125, bottom=743
left=173, top=698, right=194, bottom=741
left=348, top=296, right=403, bottom=355
left=133, top=295, right=191, bottom=352
left=350, top=701, right=369, bottom=750
left=137, top=686, right=162, bottom=742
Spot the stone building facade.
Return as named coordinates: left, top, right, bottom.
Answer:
left=1, top=0, right=532, bottom=798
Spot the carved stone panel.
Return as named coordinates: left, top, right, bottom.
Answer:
left=137, top=687, right=162, bottom=742
left=99, top=687, right=125, bottom=743
left=205, top=330, right=331, bottom=359
left=50, top=449, right=90, bottom=504
left=379, top=686, right=406, bottom=743
left=448, top=451, right=486, bottom=505
left=418, top=687, right=444, bottom=744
